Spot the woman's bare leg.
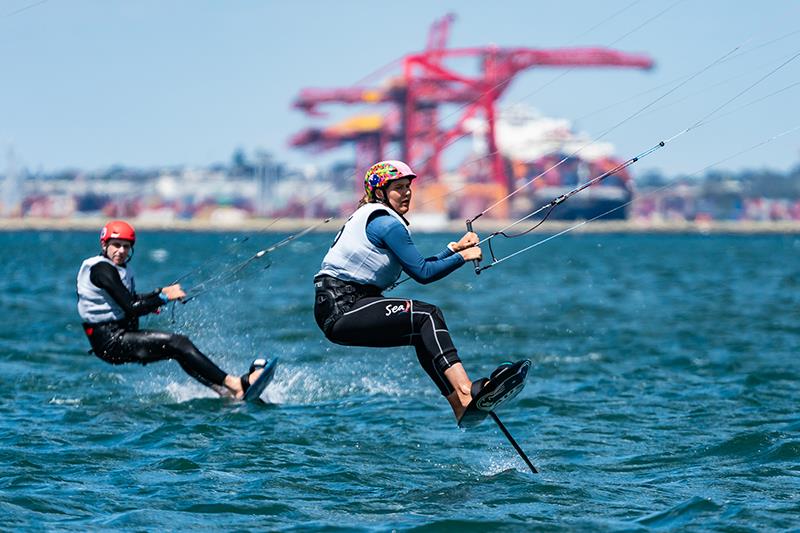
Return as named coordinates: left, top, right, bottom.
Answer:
left=444, top=363, right=473, bottom=420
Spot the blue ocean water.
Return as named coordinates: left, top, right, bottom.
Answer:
left=1, top=229, right=799, bottom=531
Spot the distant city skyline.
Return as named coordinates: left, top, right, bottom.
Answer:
left=2, top=0, right=799, bottom=177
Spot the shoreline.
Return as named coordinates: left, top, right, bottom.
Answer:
left=2, top=217, right=800, bottom=234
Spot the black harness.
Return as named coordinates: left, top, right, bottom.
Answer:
left=313, top=275, right=382, bottom=336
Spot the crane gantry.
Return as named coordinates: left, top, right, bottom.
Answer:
left=290, top=13, right=654, bottom=196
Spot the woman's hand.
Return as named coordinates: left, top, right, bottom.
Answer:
left=161, top=284, right=186, bottom=301
left=458, top=246, right=482, bottom=262
left=450, top=231, right=479, bottom=252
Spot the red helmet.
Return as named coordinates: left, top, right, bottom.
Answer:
left=100, top=220, right=136, bottom=244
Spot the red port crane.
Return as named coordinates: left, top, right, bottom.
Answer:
left=290, top=14, right=654, bottom=190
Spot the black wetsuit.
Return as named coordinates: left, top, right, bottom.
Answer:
left=313, top=207, right=468, bottom=397
left=314, top=275, right=459, bottom=396
left=82, top=261, right=227, bottom=388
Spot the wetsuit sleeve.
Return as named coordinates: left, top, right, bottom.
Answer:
left=89, top=262, right=164, bottom=318
left=431, top=246, right=457, bottom=261
left=366, top=213, right=465, bottom=284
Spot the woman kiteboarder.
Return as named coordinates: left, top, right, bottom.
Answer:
left=313, top=160, right=529, bottom=426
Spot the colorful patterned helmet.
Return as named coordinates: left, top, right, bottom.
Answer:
left=100, top=220, right=136, bottom=244
left=364, top=160, right=417, bottom=201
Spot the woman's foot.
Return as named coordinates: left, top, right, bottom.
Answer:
left=446, top=380, right=475, bottom=420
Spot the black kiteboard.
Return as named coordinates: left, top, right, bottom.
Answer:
left=458, top=359, right=530, bottom=429
left=243, top=357, right=279, bottom=402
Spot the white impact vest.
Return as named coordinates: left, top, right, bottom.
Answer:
left=76, top=255, right=135, bottom=323
left=317, top=203, right=410, bottom=290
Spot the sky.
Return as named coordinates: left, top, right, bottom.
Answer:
left=1, top=0, right=799, bottom=177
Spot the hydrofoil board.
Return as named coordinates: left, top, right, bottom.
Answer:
left=243, top=357, right=279, bottom=402
left=458, top=359, right=530, bottom=429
